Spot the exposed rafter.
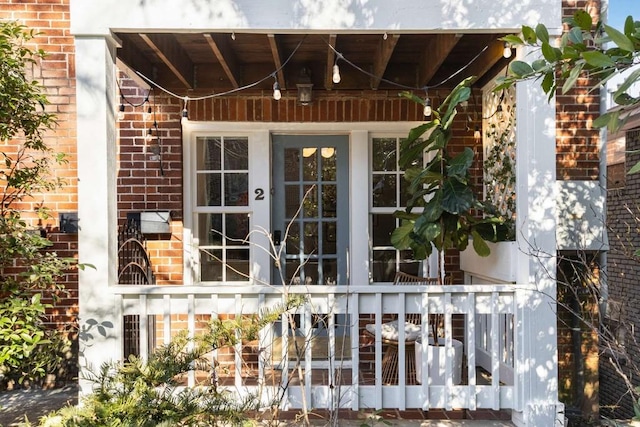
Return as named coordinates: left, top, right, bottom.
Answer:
left=370, top=34, right=400, bottom=90
left=139, top=33, right=194, bottom=89
left=325, top=34, right=337, bottom=90
left=462, top=39, right=507, bottom=87
left=418, top=34, right=461, bottom=87
left=268, top=34, right=286, bottom=90
left=117, top=39, right=156, bottom=87
left=203, top=34, right=240, bottom=89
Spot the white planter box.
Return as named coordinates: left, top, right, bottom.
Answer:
left=460, top=240, right=518, bottom=283
left=415, top=338, right=463, bottom=385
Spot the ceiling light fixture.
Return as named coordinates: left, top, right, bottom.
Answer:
left=296, top=67, right=313, bottom=105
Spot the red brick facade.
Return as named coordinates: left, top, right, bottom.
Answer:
left=2, top=0, right=604, bottom=417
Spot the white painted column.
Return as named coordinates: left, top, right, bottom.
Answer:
left=349, top=130, right=370, bottom=285
left=512, top=45, right=560, bottom=426
left=75, top=35, right=120, bottom=395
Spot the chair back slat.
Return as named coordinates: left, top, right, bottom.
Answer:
left=393, top=272, right=442, bottom=325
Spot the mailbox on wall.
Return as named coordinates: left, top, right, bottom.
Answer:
left=127, top=211, right=171, bottom=234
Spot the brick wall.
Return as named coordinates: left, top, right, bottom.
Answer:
left=2, top=0, right=78, bottom=329
left=602, top=128, right=640, bottom=418
left=557, top=0, right=602, bottom=181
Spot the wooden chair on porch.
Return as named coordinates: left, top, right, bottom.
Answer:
left=365, top=271, right=442, bottom=384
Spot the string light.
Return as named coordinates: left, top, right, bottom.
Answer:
left=144, top=126, right=154, bottom=143
left=332, top=64, right=341, bottom=84
left=144, top=105, right=152, bottom=121
left=503, top=42, right=512, bottom=59
left=181, top=97, right=189, bottom=124
left=496, top=104, right=504, bottom=120
left=474, top=125, right=481, bottom=141
left=117, top=103, right=125, bottom=121
left=423, top=96, right=432, bottom=117
left=272, top=77, right=282, bottom=100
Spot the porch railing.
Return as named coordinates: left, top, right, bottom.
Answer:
left=112, top=284, right=534, bottom=412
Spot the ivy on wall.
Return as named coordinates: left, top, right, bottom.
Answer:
left=483, top=85, right=516, bottom=240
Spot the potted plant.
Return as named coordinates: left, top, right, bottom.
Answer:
left=391, top=77, right=510, bottom=383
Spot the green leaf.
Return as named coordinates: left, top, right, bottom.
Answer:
left=509, top=60, right=534, bottom=77
left=390, top=221, right=415, bottom=250
left=471, top=230, right=491, bottom=257
left=561, top=62, right=584, bottom=94
left=447, top=147, right=474, bottom=179
left=613, top=68, right=640, bottom=102
left=541, top=42, right=559, bottom=62
left=535, top=24, right=550, bottom=43
left=421, top=193, right=444, bottom=222
left=522, top=25, right=537, bottom=44
left=604, top=24, right=635, bottom=52
left=501, top=35, right=524, bottom=45
left=581, top=51, right=615, bottom=68
left=441, top=178, right=474, bottom=214
left=574, top=10, right=593, bottom=31
left=541, top=72, right=555, bottom=95
left=624, top=15, right=635, bottom=37
left=628, top=160, right=640, bottom=175
left=568, top=27, right=584, bottom=45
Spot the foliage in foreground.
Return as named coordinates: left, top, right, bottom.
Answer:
left=0, top=21, right=79, bottom=387
left=499, top=10, right=640, bottom=421
left=32, top=297, right=304, bottom=427
left=391, top=77, right=511, bottom=261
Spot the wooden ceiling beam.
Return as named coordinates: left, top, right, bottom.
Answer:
left=325, top=34, right=337, bottom=90
left=203, top=34, right=240, bottom=89
left=268, top=34, right=286, bottom=90
left=418, top=34, right=461, bottom=88
left=460, top=39, right=506, bottom=87
left=117, top=39, right=156, bottom=87
left=139, top=33, right=194, bottom=89
left=370, top=34, right=400, bottom=90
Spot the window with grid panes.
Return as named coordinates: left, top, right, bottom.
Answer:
left=195, top=136, right=250, bottom=282
left=370, top=136, right=423, bottom=282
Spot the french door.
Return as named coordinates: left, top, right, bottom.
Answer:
left=271, top=135, right=349, bottom=287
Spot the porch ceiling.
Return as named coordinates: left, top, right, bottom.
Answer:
left=114, top=31, right=513, bottom=96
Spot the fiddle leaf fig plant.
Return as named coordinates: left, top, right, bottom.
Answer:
left=391, top=77, right=510, bottom=265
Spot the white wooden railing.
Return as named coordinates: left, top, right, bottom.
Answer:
left=113, top=284, right=535, bottom=412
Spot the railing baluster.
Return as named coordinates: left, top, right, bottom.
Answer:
left=397, top=291, right=407, bottom=410
left=350, top=292, right=359, bottom=411
left=163, top=294, right=171, bottom=346
left=234, top=294, right=242, bottom=388
left=467, top=292, right=477, bottom=410
left=139, top=294, right=148, bottom=361
left=374, top=292, right=382, bottom=409
left=188, top=294, right=195, bottom=387
left=491, top=291, right=500, bottom=410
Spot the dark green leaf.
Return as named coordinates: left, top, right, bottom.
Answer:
left=532, top=59, right=547, bottom=72
left=581, top=51, right=615, bottom=68
left=574, top=10, right=593, bottom=31
left=541, top=72, right=555, bottom=95
left=604, top=24, right=635, bottom=52
left=541, top=42, right=559, bottom=62
left=613, top=68, right=640, bottom=102
left=390, top=221, right=415, bottom=249
left=624, top=15, right=635, bottom=37
left=568, top=27, right=584, bottom=44
left=447, top=147, right=473, bottom=179
left=471, top=230, right=491, bottom=257
left=501, top=35, right=524, bottom=45
left=535, top=24, right=550, bottom=43
left=522, top=25, right=537, bottom=43
left=441, top=178, right=473, bottom=214
left=628, top=159, right=640, bottom=175
left=421, top=193, right=444, bottom=222
left=510, top=60, right=534, bottom=77
left=561, top=61, right=584, bottom=94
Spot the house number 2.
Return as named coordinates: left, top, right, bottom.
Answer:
left=254, top=188, right=265, bottom=200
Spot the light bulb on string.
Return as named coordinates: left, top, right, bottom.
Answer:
left=181, top=97, right=189, bottom=125
left=144, top=127, right=153, bottom=143
left=423, top=97, right=432, bottom=117
left=332, top=64, right=341, bottom=84
left=496, top=104, right=504, bottom=120
left=273, top=80, right=282, bottom=100
left=117, top=103, right=125, bottom=121
left=503, top=42, right=512, bottom=59
left=474, top=126, right=481, bottom=141
left=144, top=105, right=152, bottom=121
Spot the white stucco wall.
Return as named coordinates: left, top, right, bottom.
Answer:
left=71, top=0, right=560, bottom=35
